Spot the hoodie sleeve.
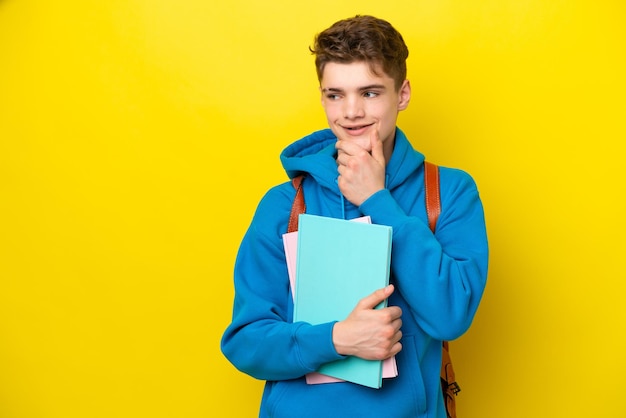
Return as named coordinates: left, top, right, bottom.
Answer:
left=220, top=185, right=344, bottom=381
left=359, top=167, right=489, bottom=341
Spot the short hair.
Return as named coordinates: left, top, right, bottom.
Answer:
left=310, top=15, right=409, bottom=90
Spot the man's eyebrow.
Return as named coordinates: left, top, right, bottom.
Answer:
left=321, top=84, right=386, bottom=93
left=359, top=84, right=386, bottom=91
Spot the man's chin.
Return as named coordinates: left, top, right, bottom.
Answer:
left=346, top=137, right=372, bottom=152
left=331, top=128, right=372, bottom=151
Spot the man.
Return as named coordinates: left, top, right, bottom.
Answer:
left=221, top=15, right=488, bottom=417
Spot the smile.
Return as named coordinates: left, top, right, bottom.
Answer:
left=342, top=123, right=374, bottom=132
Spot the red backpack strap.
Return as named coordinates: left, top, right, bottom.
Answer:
left=425, top=161, right=461, bottom=418
left=424, top=161, right=441, bottom=233
left=288, top=175, right=306, bottom=233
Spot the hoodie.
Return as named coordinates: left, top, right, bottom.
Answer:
left=221, top=128, right=489, bottom=418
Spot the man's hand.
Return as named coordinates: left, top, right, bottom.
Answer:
left=335, top=128, right=386, bottom=206
left=332, top=285, right=403, bottom=360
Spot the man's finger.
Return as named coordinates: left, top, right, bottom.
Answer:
left=356, top=284, right=394, bottom=310
left=336, top=139, right=368, bottom=157
left=370, top=128, right=385, bottom=165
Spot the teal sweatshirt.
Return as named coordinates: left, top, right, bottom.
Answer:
left=221, top=128, right=489, bottom=418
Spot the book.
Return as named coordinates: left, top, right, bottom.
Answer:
left=282, top=216, right=398, bottom=385
left=291, top=214, right=393, bottom=389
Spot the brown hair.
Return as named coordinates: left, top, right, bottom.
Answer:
left=310, top=15, right=409, bottom=90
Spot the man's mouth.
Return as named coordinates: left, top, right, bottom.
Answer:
left=342, top=123, right=374, bottom=133
left=344, top=124, right=371, bottom=129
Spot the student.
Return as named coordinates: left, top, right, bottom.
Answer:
left=221, top=15, right=488, bottom=418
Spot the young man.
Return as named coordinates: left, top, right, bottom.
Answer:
left=221, top=15, right=488, bottom=418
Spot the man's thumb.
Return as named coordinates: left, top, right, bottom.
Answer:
left=370, top=129, right=385, bottom=164
left=357, top=284, right=394, bottom=310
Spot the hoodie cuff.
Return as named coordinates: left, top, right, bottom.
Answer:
left=294, top=321, right=345, bottom=370
left=359, top=189, right=408, bottom=227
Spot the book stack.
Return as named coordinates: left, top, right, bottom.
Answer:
left=282, top=214, right=397, bottom=389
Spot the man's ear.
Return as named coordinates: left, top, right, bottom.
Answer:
left=397, top=79, right=411, bottom=111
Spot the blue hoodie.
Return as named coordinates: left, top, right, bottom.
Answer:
left=221, top=128, right=488, bottom=418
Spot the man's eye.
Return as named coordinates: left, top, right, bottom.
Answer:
left=364, top=91, right=378, bottom=98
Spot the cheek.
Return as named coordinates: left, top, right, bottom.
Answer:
left=323, top=106, right=340, bottom=122
left=378, top=106, right=398, bottom=126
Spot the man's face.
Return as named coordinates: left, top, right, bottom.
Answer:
left=320, top=61, right=410, bottom=160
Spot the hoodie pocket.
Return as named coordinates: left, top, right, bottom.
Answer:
left=263, top=380, right=289, bottom=417
left=398, top=335, right=429, bottom=416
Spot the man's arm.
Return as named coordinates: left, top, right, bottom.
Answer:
left=360, top=171, right=489, bottom=341
left=221, top=187, right=345, bottom=381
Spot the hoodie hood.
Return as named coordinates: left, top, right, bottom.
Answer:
left=280, top=127, right=426, bottom=192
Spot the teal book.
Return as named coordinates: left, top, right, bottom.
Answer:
left=293, top=214, right=393, bottom=389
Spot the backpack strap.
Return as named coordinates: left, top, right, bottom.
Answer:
left=424, top=161, right=441, bottom=232
left=441, top=341, right=460, bottom=418
left=288, top=175, right=306, bottom=233
left=424, top=161, right=461, bottom=418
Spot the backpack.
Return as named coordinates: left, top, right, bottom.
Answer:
left=288, top=161, right=460, bottom=418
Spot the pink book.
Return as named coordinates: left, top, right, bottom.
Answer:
left=282, top=215, right=398, bottom=385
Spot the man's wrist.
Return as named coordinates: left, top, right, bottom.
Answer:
left=331, top=321, right=353, bottom=356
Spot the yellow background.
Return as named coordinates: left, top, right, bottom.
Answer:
left=1, top=1, right=625, bottom=417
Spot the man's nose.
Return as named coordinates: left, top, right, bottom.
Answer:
left=343, top=96, right=365, bottom=119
